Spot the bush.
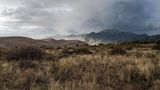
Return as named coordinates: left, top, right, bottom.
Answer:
left=156, top=40, right=160, bottom=44
left=61, top=47, right=92, bottom=56
left=153, top=46, right=160, bottom=50
left=152, top=42, right=160, bottom=50
left=19, top=61, right=37, bottom=70
left=0, top=49, right=3, bottom=57
left=109, top=46, right=126, bottom=55
left=61, top=48, right=73, bottom=55
left=74, top=48, right=92, bottom=54
left=5, top=46, right=46, bottom=60
left=152, top=41, right=160, bottom=50
left=0, top=48, right=6, bottom=59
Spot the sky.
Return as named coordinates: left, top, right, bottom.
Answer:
left=0, top=0, right=160, bottom=38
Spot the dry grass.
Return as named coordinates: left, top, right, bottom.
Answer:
left=0, top=44, right=159, bottom=90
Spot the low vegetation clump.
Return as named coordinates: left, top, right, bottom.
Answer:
left=0, top=43, right=159, bottom=90
left=0, top=49, right=4, bottom=58
left=73, top=47, right=92, bottom=54
left=109, top=46, right=127, bottom=55
left=152, top=42, right=160, bottom=50
left=5, top=46, right=47, bottom=60
left=61, top=47, right=92, bottom=56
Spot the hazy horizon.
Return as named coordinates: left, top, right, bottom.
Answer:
left=1, top=0, right=160, bottom=38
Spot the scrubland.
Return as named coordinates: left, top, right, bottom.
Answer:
left=0, top=42, right=160, bottom=90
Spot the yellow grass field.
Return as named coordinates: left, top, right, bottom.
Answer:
left=0, top=43, right=160, bottom=90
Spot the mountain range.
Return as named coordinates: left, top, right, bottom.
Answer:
left=1, top=29, right=160, bottom=48
left=65, top=29, right=160, bottom=45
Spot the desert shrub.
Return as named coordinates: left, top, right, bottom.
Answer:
left=152, top=43, right=160, bottom=50
left=61, top=47, right=92, bottom=57
left=124, top=44, right=134, bottom=50
left=151, top=80, right=160, bottom=90
left=5, top=46, right=46, bottom=60
left=152, top=41, right=160, bottom=50
left=44, top=53, right=56, bottom=60
left=19, top=61, right=37, bottom=70
left=0, top=48, right=7, bottom=59
left=156, top=40, right=160, bottom=44
left=145, top=53, right=157, bottom=58
left=0, top=49, right=4, bottom=57
left=152, top=45, right=160, bottom=50
left=106, top=44, right=115, bottom=49
left=126, top=46, right=133, bottom=51
left=109, top=46, right=126, bottom=55
left=133, top=51, right=143, bottom=58
left=61, top=48, right=74, bottom=56
left=73, top=47, right=92, bottom=54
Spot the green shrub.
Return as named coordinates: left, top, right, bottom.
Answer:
left=5, top=46, right=46, bottom=60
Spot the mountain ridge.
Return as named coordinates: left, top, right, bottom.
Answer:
left=65, top=29, right=160, bottom=45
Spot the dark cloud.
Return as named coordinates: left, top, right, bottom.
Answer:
left=110, top=0, right=155, bottom=33
left=0, top=0, right=160, bottom=38
left=80, top=0, right=159, bottom=34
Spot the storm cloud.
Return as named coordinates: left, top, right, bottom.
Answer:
left=0, top=0, right=160, bottom=38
